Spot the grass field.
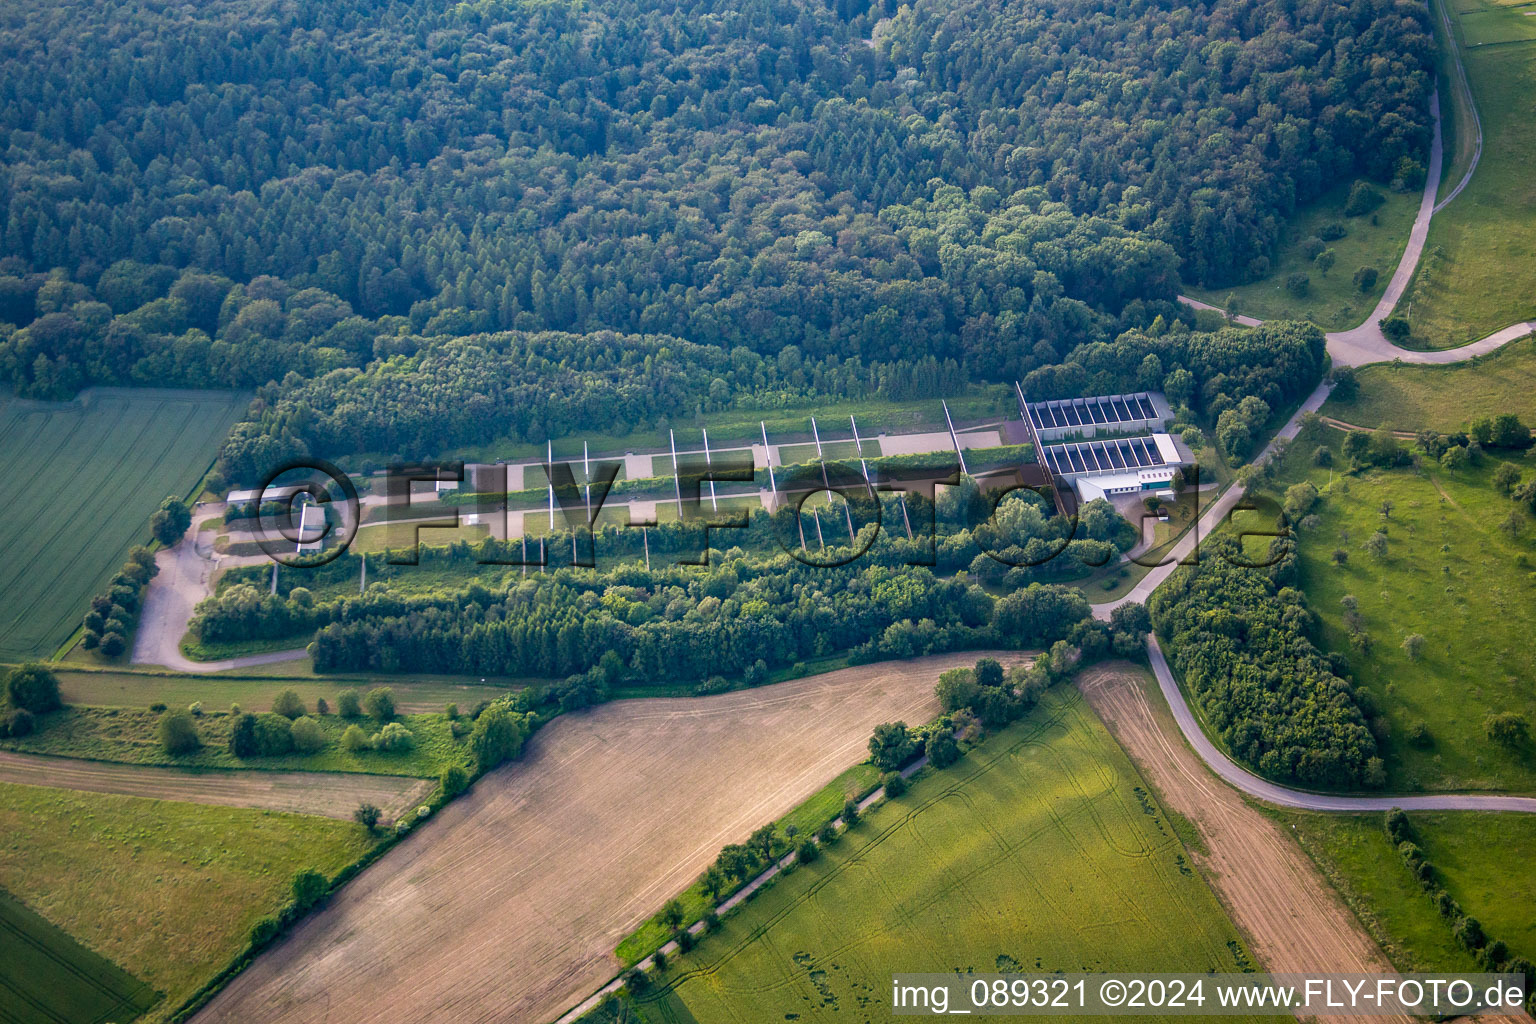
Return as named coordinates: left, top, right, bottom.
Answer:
left=1322, top=336, right=1536, bottom=431
left=0, top=782, right=375, bottom=1023
left=352, top=388, right=1018, bottom=470
left=0, top=886, right=160, bottom=1024
left=630, top=688, right=1261, bottom=1024
left=1278, top=429, right=1536, bottom=792
left=1185, top=178, right=1419, bottom=330
left=1402, top=7, right=1536, bottom=345
left=0, top=706, right=472, bottom=778
left=1285, top=810, right=1536, bottom=971
left=0, top=388, right=249, bottom=661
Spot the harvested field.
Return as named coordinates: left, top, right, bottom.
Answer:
left=192, top=652, right=1012, bottom=1024
left=638, top=687, right=1261, bottom=1024
left=1077, top=663, right=1413, bottom=1024
left=0, top=750, right=431, bottom=822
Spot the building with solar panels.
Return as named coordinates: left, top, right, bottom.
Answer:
left=1037, top=432, right=1193, bottom=502
left=1024, top=391, right=1172, bottom=442
left=1013, top=389, right=1192, bottom=504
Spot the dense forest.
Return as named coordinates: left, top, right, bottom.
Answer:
left=1150, top=535, right=1381, bottom=789
left=0, top=0, right=1431, bottom=473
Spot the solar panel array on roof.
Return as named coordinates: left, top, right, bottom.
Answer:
left=1026, top=392, right=1160, bottom=432
left=1042, top=435, right=1168, bottom=476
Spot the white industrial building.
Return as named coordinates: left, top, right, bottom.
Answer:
left=1039, top=432, right=1193, bottom=503
left=1024, top=391, right=1171, bottom=441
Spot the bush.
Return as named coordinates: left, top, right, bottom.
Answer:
left=188, top=701, right=203, bottom=716
left=1381, top=316, right=1410, bottom=341
left=674, top=927, right=695, bottom=953
left=469, top=703, right=530, bottom=772
left=158, top=709, right=201, bottom=755
left=882, top=770, right=908, bottom=798
left=336, top=689, right=362, bottom=718
left=315, top=697, right=328, bottom=715
left=271, top=689, right=305, bottom=719
left=1352, top=266, right=1379, bottom=292
left=796, top=839, right=819, bottom=865
left=440, top=765, right=469, bottom=798
left=341, top=723, right=372, bottom=752
left=353, top=802, right=382, bottom=831
left=363, top=686, right=395, bottom=721
left=150, top=495, right=192, bottom=546
left=1344, top=180, right=1385, bottom=216
left=927, top=730, right=960, bottom=769
left=1407, top=721, right=1433, bottom=748
left=290, top=715, right=326, bottom=754
left=291, top=868, right=327, bottom=912
left=229, top=713, right=259, bottom=757
left=5, top=664, right=62, bottom=714
left=841, top=797, right=860, bottom=825
left=1285, top=272, right=1310, bottom=298
left=251, top=712, right=295, bottom=755
left=1485, top=711, right=1530, bottom=750
left=1313, top=446, right=1334, bottom=467
left=1, top=708, right=35, bottom=738
left=371, top=721, right=415, bottom=752
left=249, top=916, right=281, bottom=947
left=99, top=632, right=127, bottom=657
left=816, top=822, right=838, bottom=845
left=868, top=721, right=916, bottom=771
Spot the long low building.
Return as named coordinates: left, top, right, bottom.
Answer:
left=1025, top=390, right=1171, bottom=441
left=1040, top=432, right=1192, bottom=502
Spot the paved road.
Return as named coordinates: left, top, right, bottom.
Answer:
left=0, top=749, right=432, bottom=821
left=1144, top=636, right=1536, bottom=813
left=1092, top=379, right=1330, bottom=619
left=1182, top=87, right=1534, bottom=368
left=132, top=507, right=309, bottom=673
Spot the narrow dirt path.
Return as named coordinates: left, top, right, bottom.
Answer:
left=0, top=750, right=431, bottom=822
left=188, top=652, right=1015, bottom=1024
left=1077, top=663, right=1415, bottom=1024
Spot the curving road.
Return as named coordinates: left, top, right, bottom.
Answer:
left=1144, top=635, right=1536, bottom=813
left=1181, top=77, right=1534, bottom=368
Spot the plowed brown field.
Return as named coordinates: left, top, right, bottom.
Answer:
left=1077, top=663, right=1413, bottom=1024
left=192, top=652, right=1016, bottom=1024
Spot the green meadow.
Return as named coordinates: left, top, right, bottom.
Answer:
left=1322, top=336, right=1536, bottom=432
left=628, top=689, right=1263, bottom=1024
left=1404, top=0, right=1536, bottom=345
left=0, top=783, right=375, bottom=1023
left=0, top=887, right=159, bottom=1024
left=1279, top=429, right=1536, bottom=792
left=1185, top=179, right=1419, bottom=330
left=1286, top=810, right=1536, bottom=971
left=0, top=388, right=248, bottom=661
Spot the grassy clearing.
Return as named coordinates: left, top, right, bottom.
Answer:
left=0, top=782, right=376, bottom=1023
left=52, top=667, right=518, bottom=712
left=628, top=689, right=1262, bottom=1023
left=344, top=387, right=1017, bottom=470
left=0, top=388, right=249, bottom=661
left=1322, top=336, right=1536, bottom=431
left=0, top=887, right=159, bottom=1024
left=350, top=520, right=490, bottom=554
left=1403, top=17, right=1536, bottom=345
left=1185, top=179, right=1419, bottom=330
left=614, top=761, right=882, bottom=965
left=0, top=706, right=472, bottom=778
left=1284, top=810, right=1536, bottom=970
left=1277, top=428, right=1536, bottom=792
